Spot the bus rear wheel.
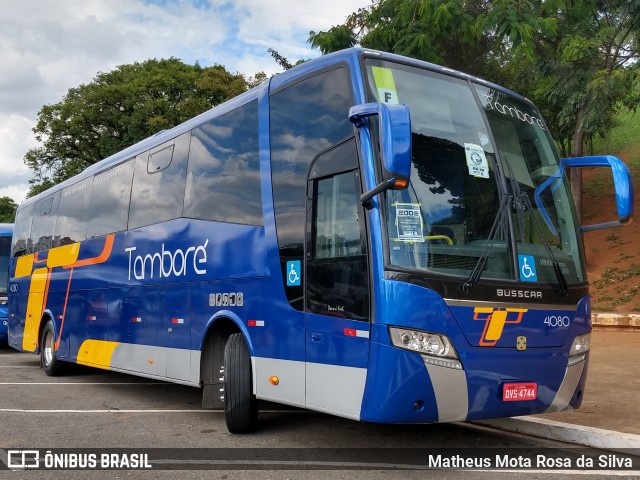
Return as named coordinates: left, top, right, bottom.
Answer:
left=40, top=320, right=65, bottom=376
left=223, top=333, right=258, bottom=433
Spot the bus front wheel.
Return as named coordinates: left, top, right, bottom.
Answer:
left=40, top=320, right=65, bottom=376
left=223, top=333, right=258, bottom=433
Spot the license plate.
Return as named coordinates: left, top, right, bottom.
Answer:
left=502, top=382, right=537, bottom=401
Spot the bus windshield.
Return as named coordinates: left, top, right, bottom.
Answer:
left=365, top=59, right=585, bottom=285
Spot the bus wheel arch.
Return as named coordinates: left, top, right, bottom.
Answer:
left=40, top=318, right=66, bottom=376
left=200, top=316, right=241, bottom=409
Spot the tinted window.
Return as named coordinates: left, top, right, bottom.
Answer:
left=308, top=170, right=369, bottom=321
left=32, top=192, right=60, bottom=252
left=0, top=236, right=9, bottom=294
left=12, top=203, right=34, bottom=257
left=86, top=159, right=134, bottom=238
left=129, top=133, right=190, bottom=229
left=55, top=178, right=92, bottom=246
left=184, top=101, right=262, bottom=225
left=148, top=144, right=174, bottom=173
left=270, top=66, right=354, bottom=309
left=313, top=173, right=363, bottom=259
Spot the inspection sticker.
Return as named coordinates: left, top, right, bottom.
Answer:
left=396, top=203, right=424, bottom=242
left=464, top=143, right=489, bottom=178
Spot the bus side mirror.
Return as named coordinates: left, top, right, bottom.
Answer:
left=349, top=103, right=411, bottom=207
left=563, top=155, right=634, bottom=232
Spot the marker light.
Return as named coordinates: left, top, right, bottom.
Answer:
left=568, top=333, right=590, bottom=366
left=269, top=376, right=279, bottom=385
left=389, top=327, right=462, bottom=370
left=393, top=178, right=409, bottom=189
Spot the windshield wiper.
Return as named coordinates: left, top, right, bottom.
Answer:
left=517, top=191, right=569, bottom=296
left=506, top=162, right=569, bottom=297
left=461, top=193, right=512, bottom=295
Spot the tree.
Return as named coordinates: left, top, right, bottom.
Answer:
left=309, top=1, right=506, bottom=79
left=25, top=58, right=250, bottom=196
left=483, top=0, right=640, bottom=215
left=267, top=48, right=307, bottom=71
left=308, top=0, right=640, bottom=216
left=0, top=196, right=17, bottom=223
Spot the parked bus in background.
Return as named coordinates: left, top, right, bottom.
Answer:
left=0, top=223, right=13, bottom=345
left=8, top=48, right=633, bottom=432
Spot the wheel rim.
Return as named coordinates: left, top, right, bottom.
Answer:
left=43, top=330, right=54, bottom=366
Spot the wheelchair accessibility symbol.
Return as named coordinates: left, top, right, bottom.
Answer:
left=286, top=260, right=301, bottom=286
left=518, top=255, right=538, bottom=282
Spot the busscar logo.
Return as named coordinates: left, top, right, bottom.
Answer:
left=496, top=288, right=542, bottom=299
left=473, top=307, right=528, bottom=347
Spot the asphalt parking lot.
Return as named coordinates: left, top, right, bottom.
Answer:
left=1, top=346, right=638, bottom=479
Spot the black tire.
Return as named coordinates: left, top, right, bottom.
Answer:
left=40, top=320, right=65, bottom=376
left=223, top=333, right=258, bottom=433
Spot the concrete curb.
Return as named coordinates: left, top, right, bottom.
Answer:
left=592, top=312, right=640, bottom=330
left=474, top=417, right=640, bottom=453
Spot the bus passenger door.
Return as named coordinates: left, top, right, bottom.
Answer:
left=305, top=140, right=371, bottom=418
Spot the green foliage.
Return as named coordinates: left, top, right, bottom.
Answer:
left=25, top=58, right=250, bottom=196
left=593, top=109, right=640, bottom=154
left=0, top=196, right=17, bottom=223
left=268, top=48, right=294, bottom=70
left=308, top=0, right=640, bottom=159
left=308, top=26, right=357, bottom=55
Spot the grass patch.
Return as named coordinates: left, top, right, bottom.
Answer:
left=605, top=233, right=621, bottom=242
left=592, top=109, right=640, bottom=154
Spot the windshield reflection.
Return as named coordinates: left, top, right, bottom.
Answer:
left=365, top=60, right=585, bottom=285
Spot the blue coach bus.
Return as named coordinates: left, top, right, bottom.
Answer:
left=1, top=223, right=13, bottom=344
left=8, top=48, right=633, bottom=432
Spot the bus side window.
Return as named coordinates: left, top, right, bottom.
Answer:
left=12, top=203, right=34, bottom=257
left=129, top=132, right=190, bottom=230
left=270, top=66, right=355, bottom=311
left=86, top=158, right=135, bottom=239
left=147, top=144, right=174, bottom=173
left=55, top=178, right=92, bottom=246
left=183, top=100, right=262, bottom=226
left=32, top=192, right=60, bottom=252
left=307, top=166, right=369, bottom=321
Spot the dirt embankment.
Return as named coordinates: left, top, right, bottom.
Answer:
left=582, top=151, right=640, bottom=312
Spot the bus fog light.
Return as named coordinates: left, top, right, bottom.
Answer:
left=389, top=327, right=462, bottom=369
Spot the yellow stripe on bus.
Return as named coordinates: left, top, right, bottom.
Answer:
left=15, top=254, right=35, bottom=278
left=77, top=340, right=120, bottom=369
left=485, top=310, right=508, bottom=341
left=22, top=267, right=49, bottom=352
left=47, top=242, right=81, bottom=268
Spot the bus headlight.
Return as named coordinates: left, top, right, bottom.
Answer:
left=568, top=333, right=590, bottom=366
left=389, top=327, right=462, bottom=370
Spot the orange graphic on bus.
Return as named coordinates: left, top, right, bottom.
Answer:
left=473, top=307, right=528, bottom=346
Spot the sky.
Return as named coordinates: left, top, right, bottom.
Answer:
left=0, top=0, right=368, bottom=205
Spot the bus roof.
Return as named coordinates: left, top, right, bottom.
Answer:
left=20, top=47, right=526, bottom=209
left=0, top=224, right=13, bottom=236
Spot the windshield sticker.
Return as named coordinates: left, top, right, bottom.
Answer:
left=482, top=92, right=546, bottom=130
left=286, top=260, right=301, bottom=286
left=371, top=66, right=399, bottom=104
left=478, top=132, right=490, bottom=146
left=464, top=143, right=490, bottom=178
left=518, top=255, right=538, bottom=282
left=395, top=203, right=425, bottom=242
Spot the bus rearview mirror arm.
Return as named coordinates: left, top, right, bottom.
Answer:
left=534, top=155, right=634, bottom=233
left=349, top=103, right=412, bottom=208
